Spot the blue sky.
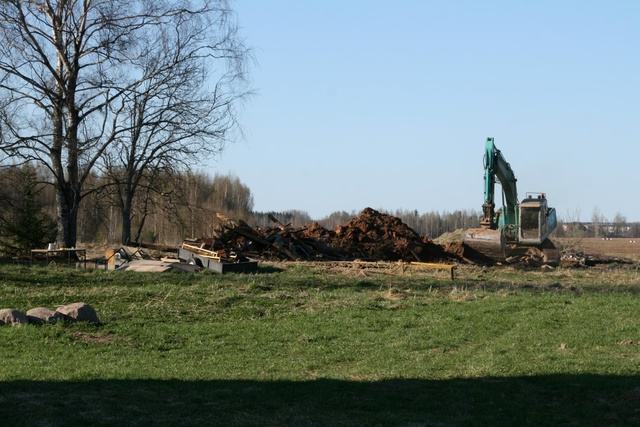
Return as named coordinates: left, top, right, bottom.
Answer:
left=214, top=1, right=639, bottom=223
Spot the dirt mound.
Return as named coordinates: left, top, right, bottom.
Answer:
left=331, top=208, right=447, bottom=262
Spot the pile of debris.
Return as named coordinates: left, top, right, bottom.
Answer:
left=558, top=252, right=635, bottom=268
left=149, top=209, right=640, bottom=269
left=195, top=208, right=454, bottom=263
left=192, top=208, right=619, bottom=267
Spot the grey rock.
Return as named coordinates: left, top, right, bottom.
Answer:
left=55, top=302, right=100, bottom=324
left=0, top=308, right=28, bottom=327
left=26, top=307, right=66, bottom=324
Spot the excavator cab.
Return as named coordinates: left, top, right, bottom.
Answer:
left=518, top=193, right=557, bottom=245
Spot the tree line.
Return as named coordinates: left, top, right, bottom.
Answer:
left=2, top=162, right=640, bottom=256
left=0, top=165, right=256, bottom=254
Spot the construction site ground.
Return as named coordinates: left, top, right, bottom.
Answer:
left=72, top=208, right=640, bottom=272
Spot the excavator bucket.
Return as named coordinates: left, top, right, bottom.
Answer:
left=463, top=228, right=506, bottom=262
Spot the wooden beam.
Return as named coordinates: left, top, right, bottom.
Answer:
left=408, top=262, right=457, bottom=280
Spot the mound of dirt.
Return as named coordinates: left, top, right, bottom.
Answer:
left=330, top=208, right=448, bottom=262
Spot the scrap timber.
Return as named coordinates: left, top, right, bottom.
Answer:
left=185, top=209, right=453, bottom=264
left=198, top=213, right=350, bottom=261
left=179, top=208, right=600, bottom=269
left=177, top=238, right=258, bottom=274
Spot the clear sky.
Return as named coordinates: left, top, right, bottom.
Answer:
left=214, top=0, right=639, bottom=223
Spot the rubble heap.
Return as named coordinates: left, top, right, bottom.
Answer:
left=198, top=208, right=454, bottom=263
left=191, top=208, right=602, bottom=267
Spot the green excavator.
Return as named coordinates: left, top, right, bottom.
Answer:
left=463, top=137, right=560, bottom=265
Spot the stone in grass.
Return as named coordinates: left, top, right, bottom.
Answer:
left=0, top=308, right=29, bottom=327
left=26, top=307, right=67, bottom=325
left=55, top=302, right=100, bottom=324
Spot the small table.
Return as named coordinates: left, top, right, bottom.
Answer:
left=31, top=248, right=87, bottom=269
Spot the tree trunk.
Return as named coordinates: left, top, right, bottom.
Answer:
left=121, top=198, right=132, bottom=245
left=55, top=182, right=80, bottom=248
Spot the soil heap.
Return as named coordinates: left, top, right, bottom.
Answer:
left=330, top=208, right=447, bottom=262
left=195, top=207, right=453, bottom=263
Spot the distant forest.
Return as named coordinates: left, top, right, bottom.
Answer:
left=0, top=165, right=636, bottom=255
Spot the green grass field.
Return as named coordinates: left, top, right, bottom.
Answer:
left=1, top=262, right=640, bottom=426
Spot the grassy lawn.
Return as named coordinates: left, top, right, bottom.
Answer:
left=1, top=262, right=640, bottom=426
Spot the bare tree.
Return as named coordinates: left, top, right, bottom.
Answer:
left=101, top=2, right=251, bottom=244
left=613, top=212, right=627, bottom=238
left=591, top=206, right=603, bottom=238
left=0, top=0, right=250, bottom=247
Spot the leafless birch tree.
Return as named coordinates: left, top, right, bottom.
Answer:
left=0, top=0, right=251, bottom=247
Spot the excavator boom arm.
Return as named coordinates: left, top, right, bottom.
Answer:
left=482, top=138, right=518, bottom=231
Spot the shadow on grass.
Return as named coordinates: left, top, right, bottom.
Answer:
left=256, top=264, right=285, bottom=274
left=1, top=375, right=639, bottom=426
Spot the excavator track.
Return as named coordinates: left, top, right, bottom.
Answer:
left=465, top=229, right=560, bottom=266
